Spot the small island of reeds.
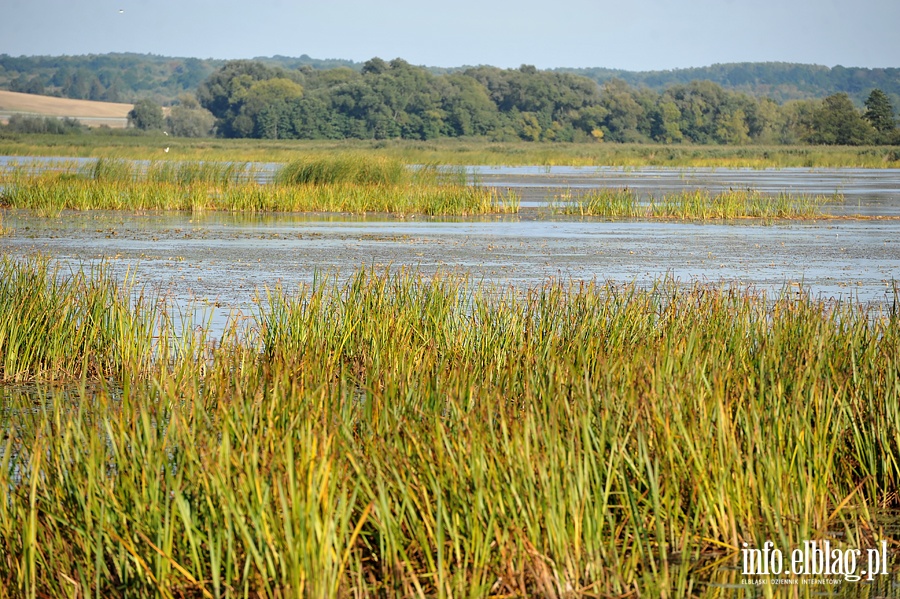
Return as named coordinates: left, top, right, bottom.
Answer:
left=549, top=187, right=844, bottom=219
left=0, top=156, right=519, bottom=217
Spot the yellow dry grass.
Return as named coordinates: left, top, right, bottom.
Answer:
left=0, top=90, right=133, bottom=127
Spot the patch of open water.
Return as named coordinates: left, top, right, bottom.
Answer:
left=2, top=210, right=898, bottom=335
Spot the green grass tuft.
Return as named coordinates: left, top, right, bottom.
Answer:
left=550, top=187, right=841, bottom=219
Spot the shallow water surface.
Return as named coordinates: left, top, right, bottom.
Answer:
left=2, top=161, right=899, bottom=330
left=2, top=209, right=898, bottom=332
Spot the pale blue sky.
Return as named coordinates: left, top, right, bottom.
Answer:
left=2, top=0, right=898, bottom=71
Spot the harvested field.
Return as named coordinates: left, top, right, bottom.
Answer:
left=0, top=90, right=132, bottom=127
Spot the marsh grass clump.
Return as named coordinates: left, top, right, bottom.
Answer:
left=650, top=188, right=834, bottom=219
left=549, top=187, right=641, bottom=216
left=549, top=187, right=838, bottom=219
left=87, top=156, right=139, bottom=182
left=83, top=157, right=254, bottom=187
left=0, top=158, right=516, bottom=216
left=1, top=263, right=899, bottom=597
left=0, top=257, right=157, bottom=381
left=215, top=182, right=514, bottom=215
left=0, top=176, right=512, bottom=215
left=276, top=154, right=409, bottom=186
left=144, top=159, right=255, bottom=186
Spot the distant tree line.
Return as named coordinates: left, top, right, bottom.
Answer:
left=559, top=63, right=900, bottom=105
left=3, top=53, right=900, bottom=107
left=0, top=54, right=358, bottom=105
left=0, top=53, right=216, bottom=104
left=193, top=59, right=899, bottom=145
left=2, top=53, right=898, bottom=144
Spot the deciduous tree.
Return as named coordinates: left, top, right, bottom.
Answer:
left=127, top=99, right=164, bottom=131
left=807, top=93, right=874, bottom=145
left=166, top=95, right=215, bottom=137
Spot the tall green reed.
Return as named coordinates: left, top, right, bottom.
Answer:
left=550, top=188, right=840, bottom=219
left=650, top=189, right=836, bottom=219
left=549, top=188, right=641, bottom=216
left=0, top=159, right=516, bottom=216
left=1, top=264, right=898, bottom=597
left=276, top=154, right=408, bottom=186
left=0, top=257, right=157, bottom=382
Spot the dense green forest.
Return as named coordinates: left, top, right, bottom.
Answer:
left=0, top=53, right=356, bottom=104
left=2, top=53, right=898, bottom=145
left=189, top=59, right=897, bottom=145
left=3, top=53, right=900, bottom=106
left=558, top=63, right=900, bottom=104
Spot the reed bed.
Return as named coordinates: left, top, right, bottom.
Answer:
left=0, top=258, right=158, bottom=382
left=275, top=154, right=410, bottom=186
left=650, top=189, right=837, bottom=219
left=89, top=157, right=257, bottom=187
left=550, top=188, right=840, bottom=219
left=0, top=177, right=513, bottom=216
left=0, top=158, right=514, bottom=216
left=0, top=158, right=256, bottom=186
left=549, top=188, right=643, bottom=217
left=2, top=135, right=900, bottom=168
left=275, top=155, right=468, bottom=187
left=1, top=262, right=898, bottom=597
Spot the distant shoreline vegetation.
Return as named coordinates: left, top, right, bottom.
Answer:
left=1, top=54, right=899, bottom=147
left=0, top=138, right=898, bottom=169
left=2, top=53, right=899, bottom=107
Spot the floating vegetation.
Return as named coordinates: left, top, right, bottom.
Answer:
left=0, top=262, right=898, bottom=596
